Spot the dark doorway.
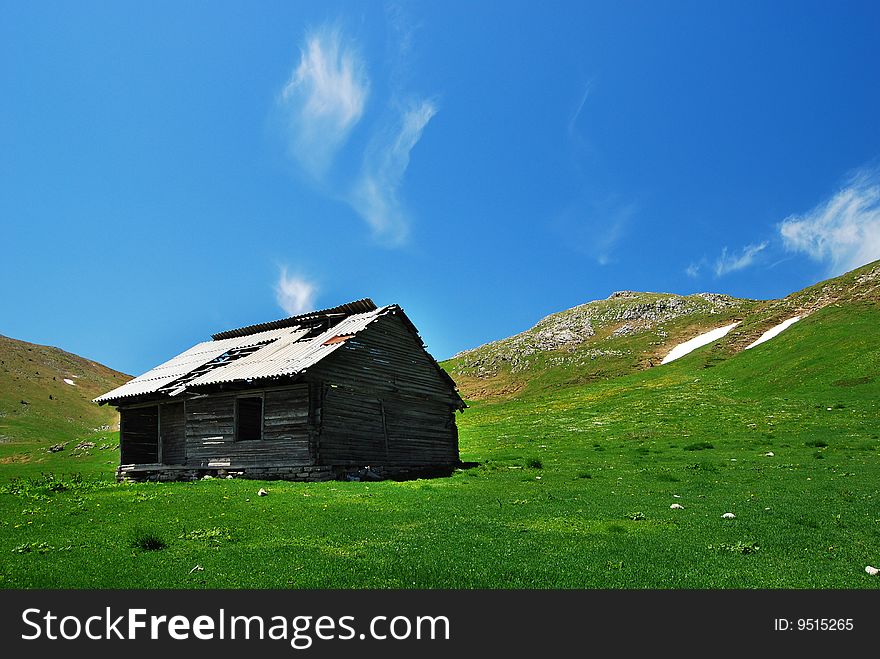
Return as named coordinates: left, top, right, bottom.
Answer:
left=120, top=406, right=159, bottom=464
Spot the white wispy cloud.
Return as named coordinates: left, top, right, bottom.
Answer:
left=713, top=242, right=768, bottom=277
left=350, top=99, right=437, bottom=246
left=275, top=268, right=317, bottom=316
left=557, top=80, right=637, bottom=264
left=685, top=262, right=702, bottom=278
left=279, top=27, right=369, bottom=177
left=276, top=21, right=435, bottom=246
left=779, top=169, right=880, bottom=275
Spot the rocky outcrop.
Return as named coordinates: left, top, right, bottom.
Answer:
left=451, top=291, right=745, bottom=377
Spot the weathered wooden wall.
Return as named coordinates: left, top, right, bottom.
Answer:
left=318, top=386, right=386, bottom=463
left=184, top=384, right=311, bottom=467
left=159, top=402, right=186, bottom=465
left=383, top=398, right=458, bottom=465
left=120, top=406, right=159, bottom=464
left=263, top=385, right=310, bottom=447
left=309, top=313, right=460, bottom=466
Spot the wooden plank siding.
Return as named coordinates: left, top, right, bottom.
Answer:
left=184, top=384, right=312, bottom=467
left=318, top=386, right=387, bottom=463
left=159, top=401, right=186, bottom=465
left=120, top=406, right=159, bottom=464
left=383, top=400, right=458, bottom=464
left=308, top=313, right=460, bottom=466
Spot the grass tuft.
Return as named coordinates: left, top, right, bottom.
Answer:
left=683, top=441, right=714, bottom=451
left=130, top=528, right=167, bottom=552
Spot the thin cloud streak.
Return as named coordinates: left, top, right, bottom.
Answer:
left=567, top=82, right=593, bottom=138
left=595, top=201, right=636, bottom=265
left=552, top=195, right=636, bottom=265
left=713, top=242, right=768, bottom=277
left=275, top=268, right=317, bottom=316
left=350, top=99, right=437, bottom=246
left=780, top=169, right=880, bottom=275
left=279, top=27, right=369, bottom=177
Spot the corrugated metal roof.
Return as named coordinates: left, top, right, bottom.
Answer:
left=95, top=374, right=184, bottom=401
left=94, top=306, right=391, bottom=404
left=93, top=326, right=306, bottom=404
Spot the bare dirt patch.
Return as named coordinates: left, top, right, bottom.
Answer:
left=0, top=453, right=33, bottom=464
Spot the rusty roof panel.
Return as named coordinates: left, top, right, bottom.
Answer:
left=184, top=307, right=389, bottom=388
left=322, top=334, right=355, bottom=345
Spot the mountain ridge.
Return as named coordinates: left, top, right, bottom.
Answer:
left=443, top=260, right=880, bottom=401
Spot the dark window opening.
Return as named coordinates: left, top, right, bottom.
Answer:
left=236, top=397, right=263, bottom=441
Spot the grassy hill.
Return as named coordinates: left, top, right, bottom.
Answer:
left=444, top=260, right=880, bottom=401
left=0, top=334, right=129, bottom=475
left=0, top=262, right=877, bottom=588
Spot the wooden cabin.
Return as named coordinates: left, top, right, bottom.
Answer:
left=94, top=300, right=465, bottom=482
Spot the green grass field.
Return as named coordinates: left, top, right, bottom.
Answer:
left=1, top=302, right=878, bottom=589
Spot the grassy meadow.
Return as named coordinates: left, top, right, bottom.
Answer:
left=0, top=303, right=878, bottom=589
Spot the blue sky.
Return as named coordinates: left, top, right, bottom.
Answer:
left=2, top=1, right=880, bottom=376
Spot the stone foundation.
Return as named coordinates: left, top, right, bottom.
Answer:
left=116, top=462, right=457, bottom=483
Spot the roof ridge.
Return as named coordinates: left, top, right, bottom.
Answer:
left=210, top=298, right=377, bottom=341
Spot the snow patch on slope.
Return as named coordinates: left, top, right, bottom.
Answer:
left=745, top=316, right=801, bottom=350
left=661, top=323, right=739, bottom=365
left=63, top=378, right=76, bottom=386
